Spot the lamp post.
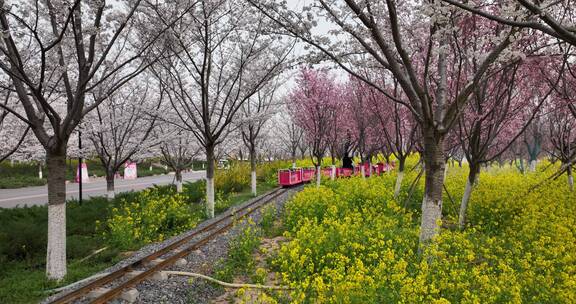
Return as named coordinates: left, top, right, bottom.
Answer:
left=78, top=128, right=83, bottom=205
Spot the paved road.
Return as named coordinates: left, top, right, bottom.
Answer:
left=0, top=171, right=206, bottom=208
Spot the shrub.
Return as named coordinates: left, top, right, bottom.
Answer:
left=183, top=180, right=206, bottom=203
left=214, top=221, right=261, bottom=283
left=102, top=188, right=204, bottom=249
left=260, top=205, right=277, bottom=237
left=215, top=163, right=251, bottom=194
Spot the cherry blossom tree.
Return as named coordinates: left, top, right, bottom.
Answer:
left=454, top=62, right=530, bottom=228
left=85, top=78, right=163, bottom=199
left=157, top=125, right=202, bottom=193
left=240, top=81, right=280, bottom=196
left=289, top=67, right=340, bottom=186
left=339, top=77, right=383, bottom=179
left=149, top=0, right=292, bottom=218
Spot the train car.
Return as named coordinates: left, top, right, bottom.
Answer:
left=337, top=167, right=353, bottom=177
left=354, top=163, right=372, bottom=177
left=278, top=168, right=303, bottom=187
left=302, top=167, right=316, bottom=183
left=321, top=167, right=334, bottom=177
left=377, top=163, right=385, bottom=174
left=372, top=164, right=381, bottom=176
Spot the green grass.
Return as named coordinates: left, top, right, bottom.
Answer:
left=0, top=196, right=122, bottom=303
left=0, top=249, right=123, bottom=304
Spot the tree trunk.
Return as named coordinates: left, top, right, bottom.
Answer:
left=38, top=162, right=43, bottom=179
left=529, top=159, right=537, bottom=172
left=330, top=147, right=335, bottom=166
left=458, top=164, right=479, bottom=229
left=46, top=150, right=67, bottom=281
left=330, top=165, right=336, bottom=180
left=394, top=157, right=406, bottom=198
left=206, top=146, right=215, bottom=218
left=316, top=165, right=321, bottom=187
left=361, top=165, right=366, bottom=179
left=175, top=169, right=183, bottom=193
left=106, top=169, right=115, bottom=199
left=419, top=129, right=446, bottom=248
left=518, top=158, right=525, bottom=174
left=368, top=159, right=373, bottom=176
left=250, top=146, right=257, bottom=196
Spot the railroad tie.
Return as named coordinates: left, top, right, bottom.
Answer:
left=174, top=258, right=188, bottom=266
left=150, top=271, right=169, bottom=281
left=125, top=270, right=144, bottom=279
left=87, top=287, right=139, bottom=303
left=143, top=258, right=164, bottom=267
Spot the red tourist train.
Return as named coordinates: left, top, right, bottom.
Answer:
left=278, top=162, right=396, bottom=187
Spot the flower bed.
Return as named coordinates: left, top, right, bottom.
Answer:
left=269, top=166, right=576, bottom=303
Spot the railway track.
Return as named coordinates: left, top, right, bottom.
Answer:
left=48, top=187, right=289, bottom=304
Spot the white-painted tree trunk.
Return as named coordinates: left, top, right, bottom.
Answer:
left=292, top=162, right=296, bottom=169
left=361, top=166, right=366, bottom=179
left=394, top=171, right=404, bottom=198
left=251, top=170, right=257, bottom=196
left=46, top=202, right=66, bottom=280
left=330, top=165, right=336, bottom=180
left=529, top=160, right=537, bottom=172
left=206, top=177, right=215, bottom=218
left=107, top=190, right=115, bottom=199
left=39, top=165, right=43, bottom=179
left=458, top=178, right=474, bottom=229
left=46, top=151, right=67, bottom=281
left=106, top=173, right=115, bottom=200
left=418, top=129, right=446, bottom=249
left=176, top=170, right=183, bottom=193
left=316, top=166, right=321, bottom=187
left=149, top=165, right=153, bottom=171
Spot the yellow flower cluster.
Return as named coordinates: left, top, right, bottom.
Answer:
left=272, top=163, right=576, bottom=303
left=103, top=188, right=203, bottom=249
